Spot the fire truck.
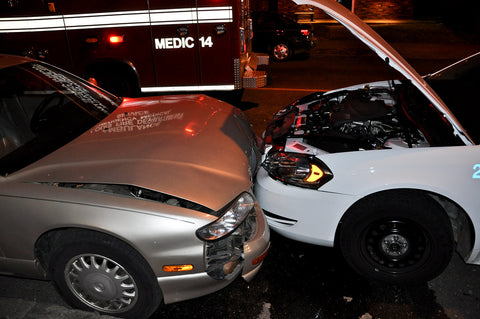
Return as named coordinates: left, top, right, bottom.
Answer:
left=0, top=0, right=267, bottom=96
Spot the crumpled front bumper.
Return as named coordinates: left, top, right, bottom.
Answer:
left=157, top=201, right=270, bottom=304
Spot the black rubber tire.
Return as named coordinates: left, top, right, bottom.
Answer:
left=49, top=230, right=162, bottom=318
left=338, top=190, right=454, bottom=283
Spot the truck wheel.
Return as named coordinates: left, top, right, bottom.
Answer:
left=338, top=191, right=454, bottom=283
left=92, top=71, right=139, bottom=97
left=85, top=64, right=140, bottom=97
left=50, top=231, right=162, bottom=318
left=271, top=42, right=292, bottom=61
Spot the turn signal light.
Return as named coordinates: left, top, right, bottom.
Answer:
left=252, top=246, right=269, bottom=265
left=305, top=164, right=324, bottom=182
left=262, top=151, right=333, bottom=189
left=163, top=264, right=194, bottom=272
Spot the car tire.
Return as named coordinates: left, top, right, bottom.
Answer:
left=338, top=190, right=454, bottom=283
left=49, top=230, right=162, bottom=318
left=271, top=42, right=292, bottom=61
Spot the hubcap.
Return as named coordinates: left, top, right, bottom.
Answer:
left=64, top=254, right=138, bottom=313
left=274, top=44, right=289, bottom=60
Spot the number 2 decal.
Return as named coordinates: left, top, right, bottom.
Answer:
left=473, top=164, right=480, bottom=179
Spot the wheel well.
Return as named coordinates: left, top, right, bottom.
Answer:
left=270, top=36, right=291, bottom=46
left=335, top=189, right=475, bottom=261
left=34, top=228, right=148, bottom=278
left=84, top=59, right=140, bottom=97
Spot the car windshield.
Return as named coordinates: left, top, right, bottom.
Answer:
left=0, top=61, right=120, bottom=175
left=425, top=53, right=480, bottom=144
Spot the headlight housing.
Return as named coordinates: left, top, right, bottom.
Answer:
left=196, top=192, right=258, bottom=280
left=262, top=151, right=333, bottom=189
left=196, top=192, right=255, bottom=241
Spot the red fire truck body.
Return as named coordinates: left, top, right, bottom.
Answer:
left=0, top=0, right=266, bottom=96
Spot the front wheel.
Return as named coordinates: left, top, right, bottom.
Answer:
left=50, top=231, right=162, bottom=318
left=338, top=191, right=454, bottom=283
left=271, top=42, right=292, bottom=61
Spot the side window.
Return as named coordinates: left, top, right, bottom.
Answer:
left=0, top=98, right=22, bottom=158
left=0, top=69, right=37, bottom=158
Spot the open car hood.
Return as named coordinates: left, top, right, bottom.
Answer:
left=294, top=0, right=472, bottom=145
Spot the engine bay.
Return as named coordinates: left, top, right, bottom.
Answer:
left=265, top=81, right=461, bottom=153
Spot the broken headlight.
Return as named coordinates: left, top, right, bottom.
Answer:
left=196, top=192, right=255, bottom=241
left=262, top=151, right=333, bottom=189
left=196, top=192, right=257, bottom=280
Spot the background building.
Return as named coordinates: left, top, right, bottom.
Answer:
left=252, top=0, right=479, bottom=22
left=251, top=0, right=479, bottom=36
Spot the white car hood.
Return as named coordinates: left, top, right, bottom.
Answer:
left=294, top=0, right=472, bottom=145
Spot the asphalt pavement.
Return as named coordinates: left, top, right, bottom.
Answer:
left=1, top=21, right=480, bottom=319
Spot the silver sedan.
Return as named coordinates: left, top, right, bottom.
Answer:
left=0, top=55, right=270, bottom=318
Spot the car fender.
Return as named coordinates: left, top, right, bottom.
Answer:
left=320, top=145, right=480, bottom=258
left=0, top=181, right=213, bottom=279
left=256, top=145, right=480, bottom=253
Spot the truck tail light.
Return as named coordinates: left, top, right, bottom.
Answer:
left=301, top=29, right=310, bottom=36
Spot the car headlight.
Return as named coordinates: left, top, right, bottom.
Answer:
left=262, top=151, right=333, bottom=189
left=196, top=192, right=255, bottom=241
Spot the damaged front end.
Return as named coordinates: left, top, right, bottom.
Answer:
left=196, top=192, right=258, bottom=280
left=264, top=81, right=462, bottom=155
left=261, top=81, right=464, bottom=189
left=45, top=182, right=268, bottom=282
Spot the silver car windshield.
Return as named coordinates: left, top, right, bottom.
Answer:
left=0, top=62, right=120, bottom=175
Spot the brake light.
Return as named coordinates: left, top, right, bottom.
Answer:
left=109, top=35, right=124, bottom=44
left=301, top=29, right=310, bottom=36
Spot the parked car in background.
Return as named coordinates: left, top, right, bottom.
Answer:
left=255, top=0, right=480, bottom=284
left=251, top=11, right=315, bottom=61
left=0, top=54, right=269, bottom=318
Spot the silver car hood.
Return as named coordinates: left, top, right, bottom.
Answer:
left=14, top=95, right=257, bottom=211
left=294, top=0, right=472, bottom=145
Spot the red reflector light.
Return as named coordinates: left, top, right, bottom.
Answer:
left=109, top=35, right=124, bottom=44
left=301, top=29, right=310, bottom=36
left=85, top=37, right=98, bottom=44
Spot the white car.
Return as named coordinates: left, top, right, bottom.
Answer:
left=255, top=0, right=480, bottom=283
